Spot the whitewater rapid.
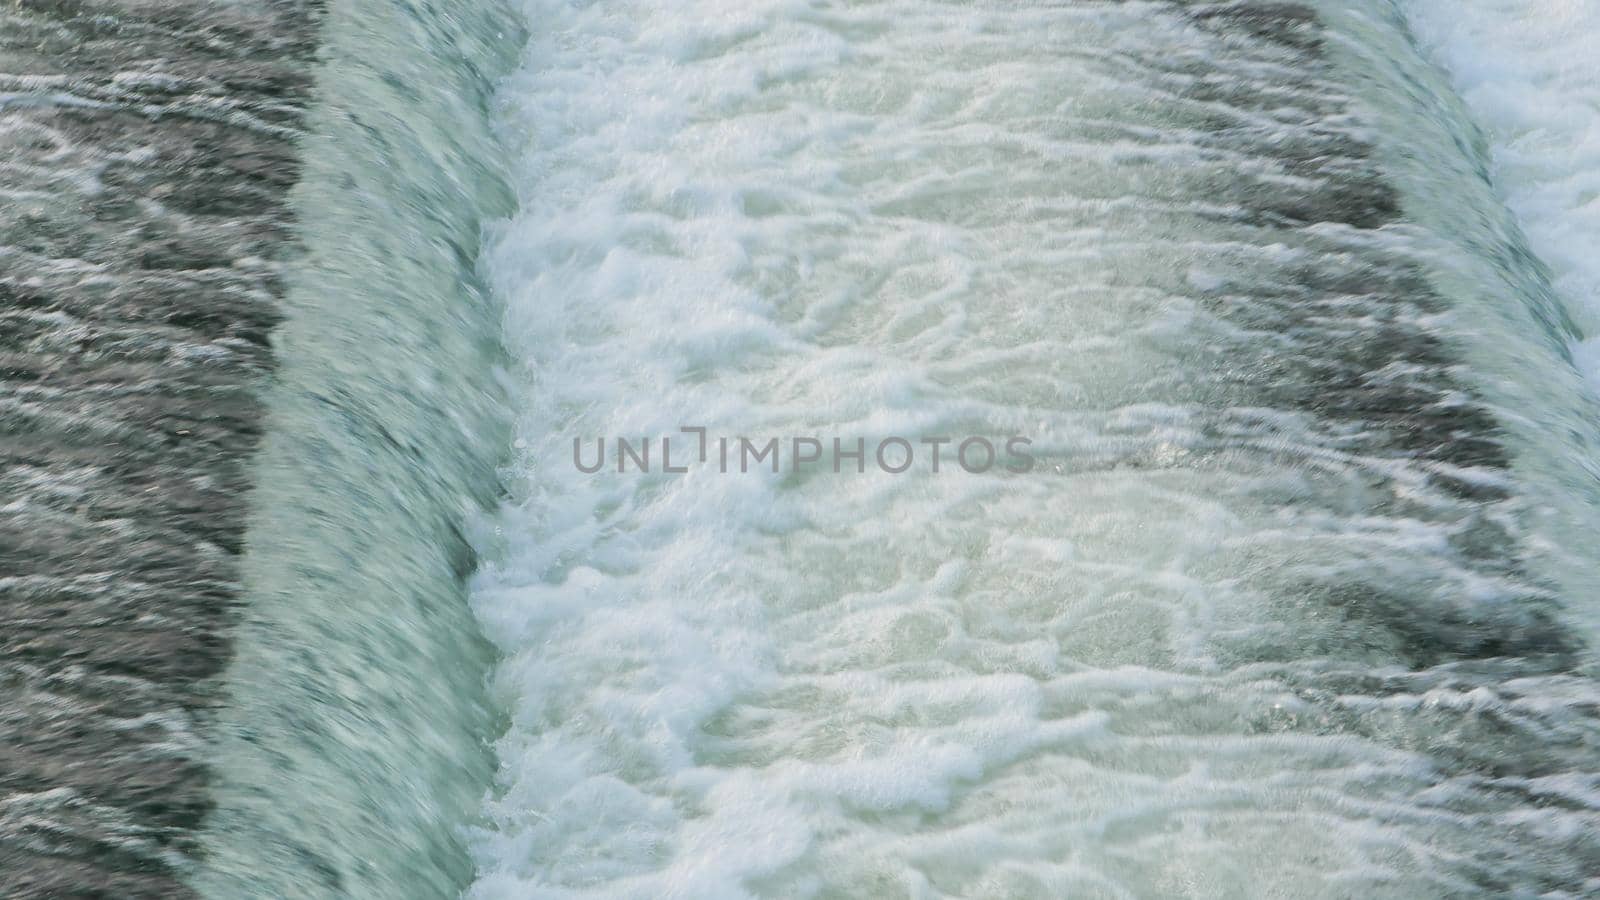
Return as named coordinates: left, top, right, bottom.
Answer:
left=462, top=1, right=1600, bottom=897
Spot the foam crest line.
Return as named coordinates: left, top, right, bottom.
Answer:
left=469, top=1, right=1600, bottom=897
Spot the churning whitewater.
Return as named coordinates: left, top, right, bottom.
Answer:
left=457, top=0, right=1600, bottom=897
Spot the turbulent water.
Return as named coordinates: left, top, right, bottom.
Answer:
left=463, top=1, right=1600, bottom=896
left=3, top=0, right=1599, bottom=898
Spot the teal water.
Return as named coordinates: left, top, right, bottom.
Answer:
left=189, top=1, right=522, bottom=897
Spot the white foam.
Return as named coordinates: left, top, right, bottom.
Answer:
left=467, top=1, right=1600, bottom=896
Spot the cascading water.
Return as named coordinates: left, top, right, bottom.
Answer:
left=1402, top=0, right=1600, bottom=386
left=14, top=0, right=1590, bottom=897
left=185, top=1, right=522, bottom=897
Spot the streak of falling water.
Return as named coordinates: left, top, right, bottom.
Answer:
left=189, top=1, right=523, bottom=897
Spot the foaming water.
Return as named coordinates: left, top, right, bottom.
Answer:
left=189, top=1, right=521, bottom=897
left=1399, top=1, right=1600, bottom=385
left=468, top=1, right=1600, bottom=897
